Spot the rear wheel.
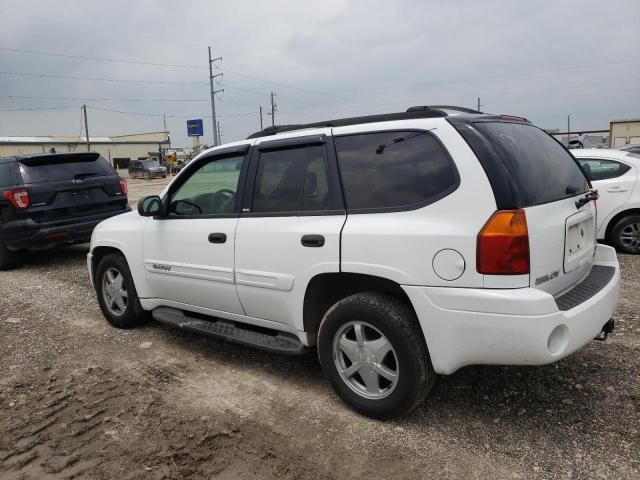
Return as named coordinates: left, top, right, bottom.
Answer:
left=95, top=253, right=149, bottom=328
left=611, top=215, right=640, bottom=254
left=0, top=242, right=19, bottom=270
left=318, top=293, right=435, bottom=419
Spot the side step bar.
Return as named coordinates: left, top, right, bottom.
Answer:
left=151, top=307, right=309, bottom=355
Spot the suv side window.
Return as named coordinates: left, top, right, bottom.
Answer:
left=168, top=155, right=244, bottom=216
left=578, top=158, right=631, bottom=181
left=252, top=145, right=332, bottom=214
left=334, top=131, right=458, bottom=212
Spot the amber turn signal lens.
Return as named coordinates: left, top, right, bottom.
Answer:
left=477, top=209, right=529, bottom=275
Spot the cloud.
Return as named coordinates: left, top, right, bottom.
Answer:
left=0, top=0, right=638, bottom=147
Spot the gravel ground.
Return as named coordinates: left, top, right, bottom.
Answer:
left=0, top=178, right=638, bottom=479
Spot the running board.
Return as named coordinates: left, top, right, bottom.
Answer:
left=151, top=307, right=309, bottom=355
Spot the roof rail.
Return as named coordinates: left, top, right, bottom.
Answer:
left=246, top=105, right=484, bottom=139
left=408, top=105, right=483, bottom=114
left=247, top=107, right=443, bottom=139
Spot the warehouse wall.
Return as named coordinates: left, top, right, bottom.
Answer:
left=0, top=141, right=169, bottom=162
left=610, top=120, right=640, bottom=147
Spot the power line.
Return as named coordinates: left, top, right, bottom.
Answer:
left=0, top=106, right=76, bottom=111
left=85, top=105, right=257, bottom=119
left=0, top=47, right=206, bottom=69
left=0, top=46, right=390, bottom=106
left=0, top=95, right=209, bottom=102
left=0, top=70, right=209, bottom=86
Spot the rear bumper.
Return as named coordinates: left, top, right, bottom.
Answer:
left=403, top=244, right=620, bottom=375
left=0, top=207, right=130, bottom=251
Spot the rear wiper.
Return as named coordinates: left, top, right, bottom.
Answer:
left=375, top=128, right=435, bottom=154
left=575, top=190, right=599, bottom=209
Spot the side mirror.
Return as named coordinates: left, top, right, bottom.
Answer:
left=138, top=195, right=162, bottom=217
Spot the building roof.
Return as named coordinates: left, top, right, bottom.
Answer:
left=0, top=131, right=169, bottom=144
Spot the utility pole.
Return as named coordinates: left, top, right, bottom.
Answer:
left=259, top=105, right=264, bottom=130
left=476, top=97, right=483, bottom=113
left=82, top=105, right=90, bottom=151
left=208, top=46, right=224, bottom=146
left=163, top=113, right=167, bottom=134
left=567, top=115, right=571, bottom=146
left=270, top=92, right=277, bottom=126
left=217, top=121, right=222, bottom=145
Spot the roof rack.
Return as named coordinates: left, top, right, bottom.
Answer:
left=247, top=105, right=482, bottom=139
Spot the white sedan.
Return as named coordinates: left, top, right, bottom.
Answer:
left=572, top=148, right=640, bottom=254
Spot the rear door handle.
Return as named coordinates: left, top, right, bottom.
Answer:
left=208, top=233, right=227, bottom=244
left=301, top=234, right=325, bottom=247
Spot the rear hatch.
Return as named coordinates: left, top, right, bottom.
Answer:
left=451, top=117, right=595, bottom=296
left=17, top=152, right=128, bottom=223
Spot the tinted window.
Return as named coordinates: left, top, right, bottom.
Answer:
left=0, top=162, right=19, bottom=188
left=303, top=145, right=331, bottom=212
left=456, top=121, right=589, bottom=208
left=334, top=131, right=458, bottom=211
left=19, top=154, right=115, bottom=183
left=252, top=145, right=332, bottom=214
left=169, top=155, right=244, bottom=216
left=577, top=158, right=631, bottom=181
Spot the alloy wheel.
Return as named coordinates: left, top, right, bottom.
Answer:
left=333, top=321, right=399, bottom=400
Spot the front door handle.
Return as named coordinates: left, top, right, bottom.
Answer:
left=301, top=234, right=325, bottom=247
left=208, top=232, right=227, bottom=244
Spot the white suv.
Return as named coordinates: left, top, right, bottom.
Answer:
left=88, top=106, right=620, bottom=418
left=572, top=148, right=640, bottom=254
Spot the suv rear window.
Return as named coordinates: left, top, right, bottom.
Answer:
left=334, top=131, right=458, bottom=212
left=452, top=120, right=589, bottom=208
left=18, top=153, right=115, bottom=184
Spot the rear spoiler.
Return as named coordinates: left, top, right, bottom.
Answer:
left=17, top=152, right=101, bottom=165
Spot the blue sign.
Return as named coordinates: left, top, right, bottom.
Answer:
left=187, top=119, right=203, bottom=137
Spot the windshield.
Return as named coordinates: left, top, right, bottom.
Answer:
left=142, top=160, right=160, bottom=167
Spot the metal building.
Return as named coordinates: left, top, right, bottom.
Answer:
left=0, top=131, right=170, bottom=168
left=610, top=119, right=640, bottom=147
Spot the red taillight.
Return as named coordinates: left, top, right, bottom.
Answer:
left=477, top=209, right=529, bottom=275
left=119, top=177, right=128, bottom=196
left=2, top=188, right=30, bottom=209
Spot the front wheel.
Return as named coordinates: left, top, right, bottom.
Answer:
left=95, top=253, right=149, bottom=328
left=611, top=214, right=640, bottom=254
left=143, top=171, right=150, bottom=180
left=318, top=293, right=435, bottom=419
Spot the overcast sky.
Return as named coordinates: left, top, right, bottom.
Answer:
left=1, top=0, right=639, bottom=148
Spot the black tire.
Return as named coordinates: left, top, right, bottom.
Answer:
left=0, top=242, right=19, bottom=271
left=95, top=253, right=149, bottom=328
left=317, top=293, right=435, bottom=419
left=610, top=214, right=640, bottom=254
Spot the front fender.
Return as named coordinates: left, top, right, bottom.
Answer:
left=90, top=212, right=150, bottom=297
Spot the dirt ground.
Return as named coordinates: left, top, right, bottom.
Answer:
left=0, top=176, right=639, bottom=479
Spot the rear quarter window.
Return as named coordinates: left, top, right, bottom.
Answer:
left=334, top=131, right=459, bottom=212
left=0, top=161, right=20, bottom=188
left=451, top=120, right=589, bottom=208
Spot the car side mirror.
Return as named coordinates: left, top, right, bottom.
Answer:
left=138, top=195, right=162, bottom=217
